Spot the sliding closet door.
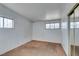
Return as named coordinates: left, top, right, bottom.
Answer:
left=74, top=6, right=79, bottom=56
left=69, top=12, right=75, bottom=56
left=68, top=4, right=79, bottom=56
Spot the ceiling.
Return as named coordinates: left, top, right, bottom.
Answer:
left=3, top=3, right=63, bottom=22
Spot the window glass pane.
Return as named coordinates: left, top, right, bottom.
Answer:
left=46, top=24, right=50, bottom=29
left=0, top=17, right=3, bottom=28
left=54, top=23, right=59, bottom=28
left=51, top=23, right=54, bottom=29
left=4, top=18, right=13, bottom=28
left=8, top=19, right=13, bottom=28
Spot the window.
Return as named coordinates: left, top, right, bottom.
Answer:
left=51, top=23, right=54, bottom=29
left=61, top=22, right=67, bottom=29
left=4, top=18, right=14, bottom=28
left=46, top=23, right=60, bottom=29
left=54, top=23, right=59, bottom=28
left=46, top=24, right=51, bottom=29
left=0, top=17, right=3, bottom=28
left=0, top=17, right=14, bottom=28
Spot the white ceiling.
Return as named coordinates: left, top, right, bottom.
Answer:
left=3, top=3, right=63, bottom=22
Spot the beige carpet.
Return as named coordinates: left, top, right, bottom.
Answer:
left=1, top=40, right=65, bottom=56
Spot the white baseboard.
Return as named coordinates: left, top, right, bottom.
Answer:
left=32, top=39, right=61, bottom=44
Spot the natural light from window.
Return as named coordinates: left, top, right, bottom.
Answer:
left=46, top=23, right=60, bottom=29
left=0, top=17, right=14, bottom=28
left=0, top=17, right=3, bottom=28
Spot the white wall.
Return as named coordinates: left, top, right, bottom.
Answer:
left=32, top=20, right=61, bottom=43
left=0, top=4, right=32, bottom=55
left=61, top=3, right=75, bottom=55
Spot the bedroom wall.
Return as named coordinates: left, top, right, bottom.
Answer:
left=32, top=20, right=62, bottom=43
left=0, top=4, right=32, bottom=55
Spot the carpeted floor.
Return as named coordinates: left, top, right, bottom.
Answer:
left=1, top=40, right=65, bottom=56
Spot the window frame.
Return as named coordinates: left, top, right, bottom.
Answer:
left=0, top=17, right=3, bottom=28
left=0, top=16, right=14, bottom=29
left=45, top=22, right=60, bottom=30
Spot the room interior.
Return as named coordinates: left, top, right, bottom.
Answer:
left=0, top=3, right=79, bottom=56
